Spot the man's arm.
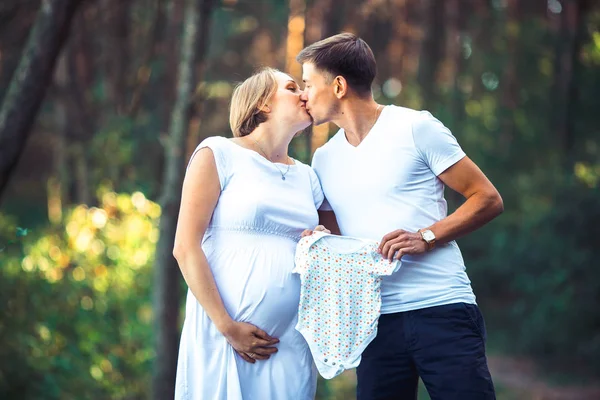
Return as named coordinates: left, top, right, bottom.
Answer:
left=379, top=156, right=503, bottom=259
left=430, top=156, right=503, bottom=243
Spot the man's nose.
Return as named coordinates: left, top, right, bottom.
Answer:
left=299, top=91, right=307, bottom=101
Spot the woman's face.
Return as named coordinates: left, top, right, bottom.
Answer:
left=268, top=71, right=312, bottom=132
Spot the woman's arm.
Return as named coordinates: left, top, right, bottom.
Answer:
left=173, top=147, right=279, bottom=363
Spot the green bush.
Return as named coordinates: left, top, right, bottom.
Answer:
left=0, top=191, right=160, bottom=399
left=463, top=179, right=600, bottom=374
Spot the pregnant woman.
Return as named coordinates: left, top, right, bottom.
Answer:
left=173, top=67, right=323, bottom=399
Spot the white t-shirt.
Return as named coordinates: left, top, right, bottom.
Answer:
left=311, top=105, right=476, bottom=314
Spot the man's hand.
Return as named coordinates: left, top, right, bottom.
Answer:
left=301, top=225, right=331, bottom=238
left=378, top=229, right=428, bottom=260
left=220, top=320, right=279, bottom=363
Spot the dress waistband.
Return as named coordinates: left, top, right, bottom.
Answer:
left=205, top=226, right=301, bottom=243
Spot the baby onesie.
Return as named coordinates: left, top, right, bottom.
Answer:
left=293, top=232, right=401, bottom=379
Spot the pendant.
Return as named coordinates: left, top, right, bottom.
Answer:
left=282, top=176, right=286, bottom=181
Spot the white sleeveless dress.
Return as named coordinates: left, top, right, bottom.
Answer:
left=174, top=136, right=322, bottom=400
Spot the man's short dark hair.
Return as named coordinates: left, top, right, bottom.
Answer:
left=297, top=33, right=376, bottom=96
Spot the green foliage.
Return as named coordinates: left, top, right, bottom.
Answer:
left=0, top=214, right=28, bottom=254
left=0, top=192, right=160, bottom=399
left=2, top=1, right=600, bottom=397
left=462, top=178, right=600, bottom=373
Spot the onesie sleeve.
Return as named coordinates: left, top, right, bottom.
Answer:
left=412, top=111, right=466, bottom=176
left=370, top=248, right=401, bottom=276
left=187, top=136, right=231, bottom=190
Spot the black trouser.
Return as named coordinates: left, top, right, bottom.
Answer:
left=357, top=303, right=496, bottom=400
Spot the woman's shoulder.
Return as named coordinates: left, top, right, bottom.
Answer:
left=199, top=135, right=232, bottom=147
left=189, top=136, right=235, bottom=168
left=196, top=136, right=240, bottom=158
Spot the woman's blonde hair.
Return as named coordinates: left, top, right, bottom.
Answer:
left=229, top=67, right=280, bottom=137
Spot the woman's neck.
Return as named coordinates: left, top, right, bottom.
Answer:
left=246, top=124, right=293, bottom=163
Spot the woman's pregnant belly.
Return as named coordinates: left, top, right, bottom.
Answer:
left=205, top=234, right=301, bottom=338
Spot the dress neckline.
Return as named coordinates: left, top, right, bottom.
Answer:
left=220, top=136, right=297, bottom=167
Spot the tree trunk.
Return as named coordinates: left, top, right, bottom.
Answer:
left=0, top=0, right=83, bottom=200
left=100, top=0, right=130, bottom=112
left=401, top=1, right=424, bottom=83
left=152, top=0, right=215, bottom=398
left=285, top=0, right=306, bottom=81
left=304, top=0, right=333, bottom=44
left=128, top=0, right=165, bottom=117
left=471, top=0, right=490, bottom=98
left=304, top=0, right=339, bottom=156
left=553, top=0, right=586, bottom=157
left=449, top=0, right=466, bottom=128
left=386, top=0, right=408, bottom=82
left=187, top=0, right=217, bottom=157
left=50, top=51, right=70, bottom=220
left=417, top=0, right=444, bottom=110
left=161, top=0, right=185, bottom=131
left=61, top=14, right=94, bottom=205
left=285, top=0, right=309, bottom=158
left=63, top=2, right=97, bottom=144
left=442, top=0, right=461, bottom=92
left=500, top=0, right=519, bottom=154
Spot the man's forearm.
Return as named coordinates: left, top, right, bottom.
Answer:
left=427, top=190, right=503, bottom=245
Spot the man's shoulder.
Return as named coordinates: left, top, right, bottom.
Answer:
left=313, top=128, right=345, bottom=159
left=385, top=105, right=432, bottom=124
left=384, top=106, right=449, bottom=143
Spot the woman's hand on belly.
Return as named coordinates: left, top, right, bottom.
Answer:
left=221, top=320, right=280, bottom=363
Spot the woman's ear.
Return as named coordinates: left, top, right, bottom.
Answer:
left=259, top=104, right=271, bottom=113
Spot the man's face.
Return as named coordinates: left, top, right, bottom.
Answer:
left=300, top=62, right=337, bottom=125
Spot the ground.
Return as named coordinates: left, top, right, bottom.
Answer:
left=321, top=355, right=600, bottom=400
left=488, top=355, right=600, bottom=400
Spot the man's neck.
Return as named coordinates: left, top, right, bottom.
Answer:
left=333, top=97, right=382, bottom=147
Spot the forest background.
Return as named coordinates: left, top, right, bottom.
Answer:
left=1, top=0, right=599, bottom=399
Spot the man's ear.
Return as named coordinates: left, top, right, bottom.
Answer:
left=333, top=76, right=348, bottom=99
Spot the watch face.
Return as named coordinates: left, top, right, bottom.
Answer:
left=423, top=230, right=435, bottom=241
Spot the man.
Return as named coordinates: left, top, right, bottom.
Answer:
left=298, top=33, right=503, bottom=399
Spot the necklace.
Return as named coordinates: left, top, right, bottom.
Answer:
left=249, top=136, right=292, bottom=181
